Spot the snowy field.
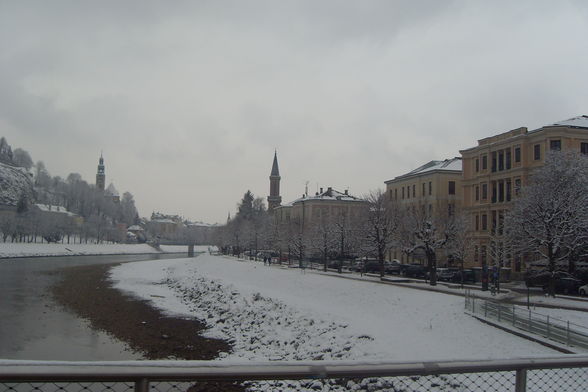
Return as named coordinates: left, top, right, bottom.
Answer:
left=111, top=254, right=558, bottom=362
left=0, top=243, right=209, bottom=258
left=110, top=254, right=577, bottom=391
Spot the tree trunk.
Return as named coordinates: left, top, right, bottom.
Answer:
left=428, top=249, right=437, bottom=286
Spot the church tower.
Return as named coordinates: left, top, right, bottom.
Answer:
left=267, top=151, right=282, bottom=212
left=96, top=153, right=105, bottom=191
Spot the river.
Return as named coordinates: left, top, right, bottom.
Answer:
left=0, top=253, right=187, bottom=361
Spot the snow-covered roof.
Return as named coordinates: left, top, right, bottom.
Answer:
left=548, top=115, right=588, bottom=129
left=281, top=187, right=365, bottom=207
left=35, top=204, right=77, bottom=216
left=151, top=218, right=177, bottom=224
left=127, top=225, right=144, bottom=231
left=386, top=157, right=462, bottom=183
left=186, top=221, right=218, bottom=228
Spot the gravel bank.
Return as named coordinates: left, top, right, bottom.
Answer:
left=51, top=262, right=243, bottom=392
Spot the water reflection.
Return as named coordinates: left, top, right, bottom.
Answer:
left=0, top=253, right=186, bottom=360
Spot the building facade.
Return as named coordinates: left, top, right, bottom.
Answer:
left=460, top=115, right=588, bottom=276
left=384, top=157, right=463, bottom=265
left=273, top=187, right=367, bottom=234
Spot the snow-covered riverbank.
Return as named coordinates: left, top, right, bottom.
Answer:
left=111, top=254, right=556, bottom=362
left=109, top=254, right=570, bottom=391
left=0, top=243, right=211, bottom=258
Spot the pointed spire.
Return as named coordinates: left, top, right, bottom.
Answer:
left=270, top=150, right=280, bottom=177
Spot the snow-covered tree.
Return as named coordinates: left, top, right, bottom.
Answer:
left=505, top=151, right=588, bottom=296
left=12, top=148, right=33, bottom=170
left=397, top=204, right=457, bottom=286
left=360, top=189, right=400, bottom=277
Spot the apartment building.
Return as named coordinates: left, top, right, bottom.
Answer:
left=384, top=157, right=463, bottom=265
left=273, top=187, right=366, bottom=233
left=460, top=115, right=588, bottom=277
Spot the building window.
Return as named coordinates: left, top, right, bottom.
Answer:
left=428, top=181, right=432, bottom=195
left=481, top=245, right=487, bottom=266
left=505, top=149, right=511, bottom=170
left=412, top=184, right=416, bottom=198
left=448, top=203, right=454, bottom=216
left=534, top=144, right=541, bottom=160
left=389, top=190, right=393, bottom=201
left=498, top=150, right=504, bottom=171
left=550, top=140, right=561, bottom=151
left=475, top=215, right=479, bottom=231
left=448, top=181, right=456, bottom=195
left=482, top=214, right=487, bottom=230
left=482, top=183, right=488, bottom=200
left=422, top=183, right=425, bottom=197
left=514, top=178, right=521, bottom=196
left=491, top=181, right=497, bottom=203
left=491, top=151, right=497, bottom=172
left=407, top=186, right=410, bottom=199
left=475, top=159, right=479, bottom=172
left=581, top=142, right=588, bottom=155
left=482, top=155, right=487, bottom=170
left=402, top=187, right=405, bottom=199
left=514, top=146, right=521, bottom=163
left=395, top=189, right=398, bottom=200
left=475, top=185, right=480, bottom=201
left=474, top=246, right=479, bottom=264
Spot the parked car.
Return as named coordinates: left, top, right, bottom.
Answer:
left=544, top=276, right=583, bottom=295
left=579, top=284, right=588, bottom=296
left=438, top=268, right=459, bottom=282
left=525, top=271, right=576, bottom=288
left=363, top=260, right=383, bottom=274
left=450, top=269, right=476, bottom=284
left=403, top=264, right=427, bottom=278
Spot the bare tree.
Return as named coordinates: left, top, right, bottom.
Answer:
left=361, top=189, right=400, bottom=277
left=397, top=204, right=456, bottom=286
left=309, top=216, right=337, bottom=271
left=446, top=212, right=474, bottom=288
left=505, top=151, right=588, bottom=296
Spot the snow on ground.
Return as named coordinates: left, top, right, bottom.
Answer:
left=0, top=243, right=204, bottom=258
left=514, top=304, right=588, bottom=330
left=109, top=254, right=574, bottom=391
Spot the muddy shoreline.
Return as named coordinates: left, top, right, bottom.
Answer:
left=51, top=262, right=244, bottom=391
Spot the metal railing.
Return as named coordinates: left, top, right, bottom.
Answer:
left=1, top=356, right=588, bottom=392
left=465, top=291, right=588, bottom=350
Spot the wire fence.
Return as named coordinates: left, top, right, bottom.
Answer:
left=1, top=357, right=588, bottom=392
left=464, top=290, right=588, bottom=350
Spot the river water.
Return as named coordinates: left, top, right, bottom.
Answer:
left=0, top=253, right=186, bottom=361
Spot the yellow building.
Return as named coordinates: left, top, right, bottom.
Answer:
left=384, top=157, right=463, bottom=265
left=459, top=115, right=588, bottom=277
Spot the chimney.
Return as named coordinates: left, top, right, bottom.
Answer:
left=344, top=189, right=348, bottom=195
left=320, top=187, right=323, bottom=193
left=327, top=187, right=332, bottom=192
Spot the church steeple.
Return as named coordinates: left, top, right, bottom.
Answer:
left=96, top=152, right=105, bottom=191
left=267, top=150, right=282, bottom=212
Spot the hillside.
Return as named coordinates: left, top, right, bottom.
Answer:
left=0, top=162, right=34, bottom=206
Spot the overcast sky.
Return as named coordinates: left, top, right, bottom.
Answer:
left=2, top=1, right=588, bottom=223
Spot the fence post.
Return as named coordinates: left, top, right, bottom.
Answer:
left=515, top=369, right=527, bottom=392
left=135, top=378, right=149, bottom=392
